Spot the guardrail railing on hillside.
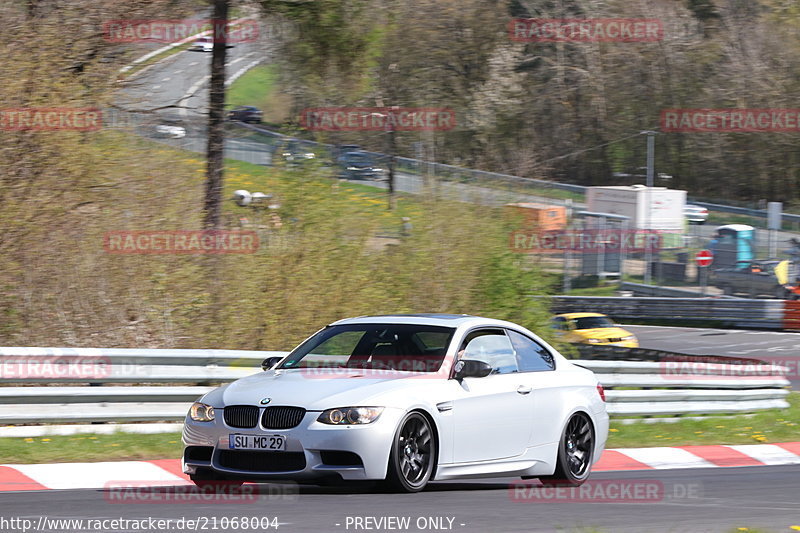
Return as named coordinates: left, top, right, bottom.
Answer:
left=230, top=123, right=800, bottom=223
left=0, top=347, right=790, bottom=436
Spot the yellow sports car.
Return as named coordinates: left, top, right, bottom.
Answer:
left=550, top=313, right=638, bottom=348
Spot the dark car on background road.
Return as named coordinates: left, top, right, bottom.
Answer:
left=336, top=151, right=385, bottom=181
left=711, top=259, right=799, bottom=299
left=331, top=144, right=362, bottom=159
left=227, top=106, right=263, bottom=124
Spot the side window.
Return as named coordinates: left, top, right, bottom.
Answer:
left=460, top=329, right=518, bottom=375
left=507, top=330, right=555, bottom=372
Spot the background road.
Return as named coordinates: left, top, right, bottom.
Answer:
left=1, top=467, right=797, bottom=533
left=629, top=325, right=800, bottom=389
left=629, top=325, right=800, bottom=358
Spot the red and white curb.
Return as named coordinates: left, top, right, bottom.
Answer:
left=1, top=443, right=799, bottom=492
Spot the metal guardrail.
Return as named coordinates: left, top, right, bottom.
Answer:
left=551, top=295, right=785, bottom=329
left=0, top=347, right=789, bottom=434
left=575, top=359, right=789, bottom=416
left=691, top=200, right=800, bottom=225
left=618, top=281, right=740, bottom=299
left=231, top=123, right=597, bottom=196
left=0, top=348, right=279, bottom=427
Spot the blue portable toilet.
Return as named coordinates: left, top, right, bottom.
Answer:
left=710, top=224, right=755, bottom=268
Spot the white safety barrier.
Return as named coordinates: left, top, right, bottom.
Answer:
left=0, top=348, right=790, bottom=436
left=574, top=359, right=790, bottom=417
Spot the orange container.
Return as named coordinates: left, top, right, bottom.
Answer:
left=506, top=203, right=567, bottom=231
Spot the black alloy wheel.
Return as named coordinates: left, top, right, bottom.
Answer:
left=384, top=412, right=436, bottom=492
left=540, top=412, right=595, bottom=486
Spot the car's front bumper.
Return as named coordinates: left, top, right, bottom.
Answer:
left=182, top=407, right=404, bottom=482
left=581, top=340, right=638, bottom=348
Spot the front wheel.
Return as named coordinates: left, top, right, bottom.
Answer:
left=383, top=412, right=436, bottom=493
left=539, top=412, right=595, bottom=487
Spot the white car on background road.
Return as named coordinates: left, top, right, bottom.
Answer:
left=182, top=314, right=609, bottom=492
left=684, top=204, right=709, bottom=224
left=190, top=36, right=213, bottom=52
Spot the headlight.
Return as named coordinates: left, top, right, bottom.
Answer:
left=190, top=402, right=215, bottom=422
left=621, top=335, right=636, bottom=341
left=317, top=407, right=384, bottom=425
left=585, top=338, right=601, bottom=344
left=346, top=166, right=359, bottom=171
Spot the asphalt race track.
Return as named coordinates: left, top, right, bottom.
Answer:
left=629, top=325, right=800, bottom=389
left=0, top=466, right=797, bottom=533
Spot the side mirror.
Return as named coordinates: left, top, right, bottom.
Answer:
left=261, top=356, right=283, bottom=371
left=453, top=359, right=493, bottom=380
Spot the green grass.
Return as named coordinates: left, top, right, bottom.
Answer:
left=566, top=285, right=621, bottom=296
left=226, top=65, right=279, bottom=112
left=0, top=432, right=184, bottom=464
left=606, top=392, right=800, bottom=448
left=223, top=157, right=420, bottom=223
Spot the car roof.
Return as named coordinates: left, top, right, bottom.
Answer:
left=330, top=314, right=514, bottom=329
left=716, top=224, right=754, bottom=231
left=553, top=312, right=608, bottom=320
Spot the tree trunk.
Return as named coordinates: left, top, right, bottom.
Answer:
left=203, top=0, right=230, bottom=229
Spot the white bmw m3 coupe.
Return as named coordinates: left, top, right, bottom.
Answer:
left=182, top=314, right=609, bottom=492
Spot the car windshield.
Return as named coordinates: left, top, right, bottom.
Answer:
left=573, top=316, right=615, bottom=329
left=278, top=323, right=455, bottom=372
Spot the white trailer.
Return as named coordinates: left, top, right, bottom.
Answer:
left=586, top=185, right=686, bottom=231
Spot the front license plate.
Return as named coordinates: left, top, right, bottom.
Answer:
left=229, top=434, right=286, bottom=451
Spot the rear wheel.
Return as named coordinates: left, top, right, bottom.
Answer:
left=540, top=412, right=594, bottom=487
left=383, top=412, right=436, bottom=493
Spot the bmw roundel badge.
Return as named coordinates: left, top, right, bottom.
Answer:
left=260, top=397, right=271, bottom=405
